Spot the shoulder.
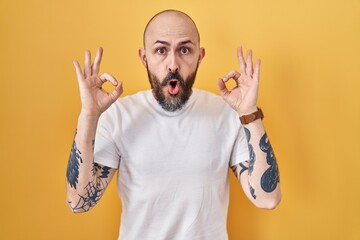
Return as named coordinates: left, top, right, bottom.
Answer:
left=106, top=90, right=151, bottom=112
left=194, top=88, right=220, bottom=99
left=193, top=89, right=234, bottom=114
left=192, top=89, right=240, bottom=126
left=99, top=90, right=151, bottom=123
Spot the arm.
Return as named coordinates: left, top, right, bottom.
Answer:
left=231, top=119, right=281, bottom=209
left=66, top=47, right=123, bottom=213
left=218, top=47, right=281, bottom=209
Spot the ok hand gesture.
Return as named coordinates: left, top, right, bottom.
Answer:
left=218, top=47, right=260, bottom=116
left=73, top=47, right=123, bottom=118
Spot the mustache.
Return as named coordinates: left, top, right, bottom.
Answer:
left=161, top=72, right=185, bottom=87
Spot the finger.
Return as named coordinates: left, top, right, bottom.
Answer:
left=253, top=59, right=261, bottom=82
left=246, top=49, right=253, bottom=76
left=99, top=72, right=119, bottom=86
left=222, top=70, right=241, bottom=83
left=73, top=60, right=84, bottom=81
left=237, top=47, right=246, bottom=74
left=92, top=47, right=103, bottom=75
left=218, top=78, right=230, bottom=96
left=84, top=50, right=92, bottom=78
left=109, top=81, right=124, bottom=101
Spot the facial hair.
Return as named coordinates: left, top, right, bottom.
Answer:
left=146, top=65, right=198, bottom=112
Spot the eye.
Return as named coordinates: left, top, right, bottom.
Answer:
left=156, top=47, right=166, bottom=55
left=180, top=47, right=190, bottom=54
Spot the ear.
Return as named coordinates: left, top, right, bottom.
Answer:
left=138, top=48, right=147, bottom=67
left=198, top=47, right=205, bottom=64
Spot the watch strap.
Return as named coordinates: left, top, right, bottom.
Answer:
left=239, top=107, right=264, bottom=124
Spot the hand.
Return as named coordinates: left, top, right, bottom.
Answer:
left=73, top=47, right=123, bottom=118
left=218, top=47, right=260, bottom=116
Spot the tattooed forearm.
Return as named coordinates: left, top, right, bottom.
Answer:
left=66, top=132, right=97, bottom=189
left=66, top=131, right=111, bottom=212
left=66, top=131, right=83, bottom=189
left=259, top=133, right=280, bottom=193
left=231, top=128, right=257, bottom=182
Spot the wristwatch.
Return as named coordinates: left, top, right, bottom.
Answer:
left=239, top=108, right=264, bottom=124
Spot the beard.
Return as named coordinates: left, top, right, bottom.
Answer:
left=146, top=65, right=198, bottom=112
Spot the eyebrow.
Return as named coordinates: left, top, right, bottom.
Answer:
left=153, top=40, right=195, bottom=46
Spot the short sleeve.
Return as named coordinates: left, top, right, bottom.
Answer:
left=229, top=124, right=250, bottom=167
left=93, top=111, right=120, bottom=169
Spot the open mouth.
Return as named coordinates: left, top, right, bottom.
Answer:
left=167, top=80, right=180, bottom=95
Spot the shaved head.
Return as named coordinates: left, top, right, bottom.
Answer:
left=143, top=10, right=200, bottom=48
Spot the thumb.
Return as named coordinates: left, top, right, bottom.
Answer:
left=218, top=78, right=229, bottom=96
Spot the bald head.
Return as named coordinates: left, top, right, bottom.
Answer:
left=143, top=10, right=200, bottom=48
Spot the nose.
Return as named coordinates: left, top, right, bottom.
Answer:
left=167, top=52, right=180, bottom=73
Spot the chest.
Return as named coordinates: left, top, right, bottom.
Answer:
left=115, top=114, right=236, bottom=183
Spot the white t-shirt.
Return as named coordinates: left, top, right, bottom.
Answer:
left=94, top=89, right=249, bottom=240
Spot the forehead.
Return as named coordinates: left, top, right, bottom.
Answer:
left=144, top=11, right=199, bottom=47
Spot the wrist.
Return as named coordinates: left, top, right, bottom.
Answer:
left=79, top=108, right=101, bottom=119
left=237, top=106, right=258, bottom=117
left=78, top=111, right=101, bottom=125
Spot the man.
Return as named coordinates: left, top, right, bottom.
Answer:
left=66, top=9, right=281, bottom=240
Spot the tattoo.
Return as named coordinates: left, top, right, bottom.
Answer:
left=249, top=183, right=257, bottom=199
left=68, top=164, right=109, bottom=212
left=231, top=161, right=249, bottom=179
left=244, top=127, right=251, bottom=141
left=68, top=178, right=107, bottom=212
left=66, top=131, right=82, bottom=189
left=94, top=163, right=111, bottom=178
left=244, top=127, right=255, bottom=175
left=259, top=133, right=280, bottom=193
left=239, top=162, right=249, bottom=176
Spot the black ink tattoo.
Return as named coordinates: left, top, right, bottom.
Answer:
left=66, top=131, right=83, bottom=189
left=231, top=161, right=249, bottom=179
left=68, top=164, right=110, bottom=212
left=94, top=163, right=111, bottom=178
left=239, top=162, right=249, bottom=176
left=244, top=127, right=255, bottom=175
left=259, top=133, right=280, bottom=193
left=244, top=128, right=257, bottom=199
left=249, top=183, right=256, bottom=199
left=93, top=162, right=101, bottom=176
left=68, top=178, right=107, bottom=212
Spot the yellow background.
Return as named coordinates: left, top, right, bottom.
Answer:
left=0, top=0, right=359, bottom=239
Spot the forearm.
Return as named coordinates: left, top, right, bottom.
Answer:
left=233, top=119, right=281, bottom=209
left=66, top=113, right=103, bottom=212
